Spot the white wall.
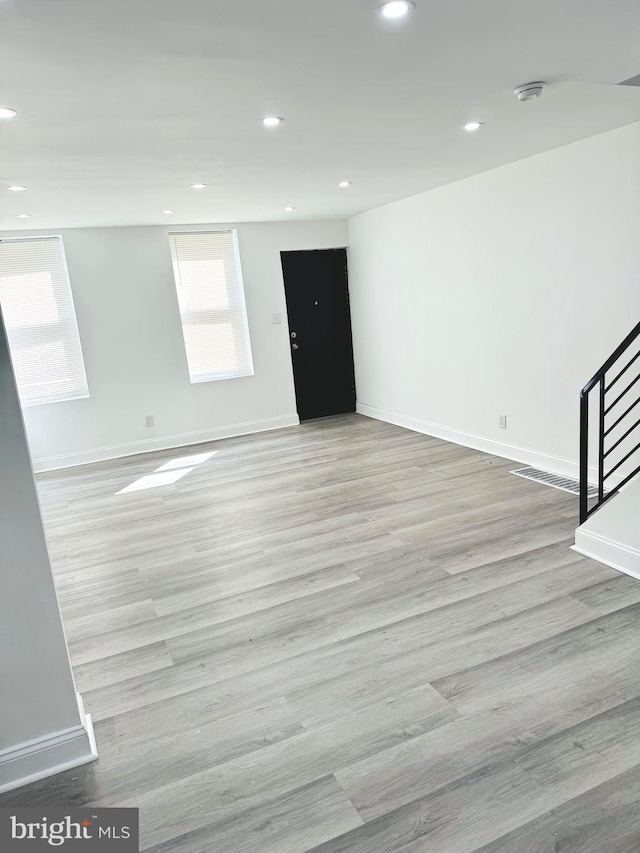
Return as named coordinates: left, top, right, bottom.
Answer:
left=0, top=220, right=348, bottom=470
left=0, top=310, right=96, bottom=792
left=348, top=121, right=640, bottom=479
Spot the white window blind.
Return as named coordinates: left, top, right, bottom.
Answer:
left=0, top=236, right=89, bottom=406
left=169, top=230, right=254, bottom=383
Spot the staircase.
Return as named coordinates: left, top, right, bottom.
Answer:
left=573, top=321, right=640, bottom=577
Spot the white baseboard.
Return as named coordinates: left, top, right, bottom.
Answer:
left=572, top=534, right=640, bottom=580
left=0, top=694, right=98, bottom=795
left=356, top=402, right=611, bottom=485
left=572, top=478, right=640, bottom=578
left=32, top=415, right=300, bottom=473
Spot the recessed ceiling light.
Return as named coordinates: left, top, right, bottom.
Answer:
left=284, top=206, right=295, bottom=211
left=189, top=183, right=207, bottom=190
left=7, top=185, right=27, bottom=192
left=17, top=214, right=30, bottom=219
left=464, top=121, right=484, bottom=131
left=263, top=116, right=284, bottom=127
left=163, top=209, right=174, bottom=214
left=0, top=107, right=17, bottom=119
left=379, top=1, right=414, bottom=19
left=338, top=181, right=352, bottom=188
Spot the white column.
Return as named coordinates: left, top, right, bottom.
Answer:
left=0, top=309, right=97, bottom=794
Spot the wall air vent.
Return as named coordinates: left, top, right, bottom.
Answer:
left=510, top=466, right=601, bottom=499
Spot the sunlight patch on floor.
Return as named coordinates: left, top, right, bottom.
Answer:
left=117, top=451, right=217, bottom=494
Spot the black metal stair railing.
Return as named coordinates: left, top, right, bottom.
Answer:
left=580, top=320, right=640, bottom=524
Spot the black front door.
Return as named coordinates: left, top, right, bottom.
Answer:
left=281, top=248, right=356, bottom=421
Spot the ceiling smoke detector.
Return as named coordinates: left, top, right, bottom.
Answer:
left=514, top=82, right=545, bottom=102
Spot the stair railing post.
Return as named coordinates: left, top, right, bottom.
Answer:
left=598, top=378, right=606, bottom=503
left=579, top=389, right=589, bottom=524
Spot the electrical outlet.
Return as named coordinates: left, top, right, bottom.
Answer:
left=145, top=415, right=154, bottom=428
left=499, top=414, right=507, bottom=430
left=271, top=312, right=282, bottom=324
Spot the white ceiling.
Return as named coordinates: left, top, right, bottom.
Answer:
left=0, top=0, right=639, bottom=230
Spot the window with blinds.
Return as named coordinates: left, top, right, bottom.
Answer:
left=0, top=236, right=89, bottom=406
left=169, top=230, right=254, bottom=383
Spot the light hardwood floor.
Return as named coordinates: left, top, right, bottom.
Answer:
left=3, top=414, right=640, bottom=852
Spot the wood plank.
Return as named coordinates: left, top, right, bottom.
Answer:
left=144, top=776, right=363, bottom=853
left=474, top=763, right=640, bottom=853
left=117, top=685, right=455, bottom=848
